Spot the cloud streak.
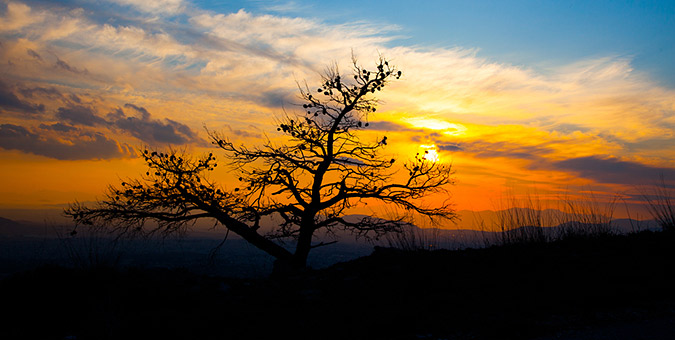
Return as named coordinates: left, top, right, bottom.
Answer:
left=0, top=123, right=133, bottom=160
left=109, top=104, right=201, bottom=145
left=553, top=156, right=675, bottom=186
left=110, top=0, right=186, bottom=15
left=0, top=81, right=45, bottom=114
left=56, top=105, right=106, bottom=126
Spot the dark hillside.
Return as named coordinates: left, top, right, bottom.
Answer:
left=2, top=231, right=675, bottom=339
left=0, top=217, right=47, bottom=236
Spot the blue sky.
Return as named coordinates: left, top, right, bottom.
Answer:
left=199, top=0, right=675, bottom=87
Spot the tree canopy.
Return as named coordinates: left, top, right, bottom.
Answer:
left=66, top=56, right=456, bottom=272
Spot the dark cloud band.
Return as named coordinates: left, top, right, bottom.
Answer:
left=111, top=104, right=200, bottom=145
left=0, top=123, right=133, bottom=160
left=0, top=82, right=45, bottom=114
left=554, top=156, right=675, bottom=186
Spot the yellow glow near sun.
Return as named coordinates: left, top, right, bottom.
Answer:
left=420, top=144, right=439, bottom=162
left=406, top=117, right=467, bottom=136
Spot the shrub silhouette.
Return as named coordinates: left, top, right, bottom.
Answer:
left=66, top=56, right=456, bottom=272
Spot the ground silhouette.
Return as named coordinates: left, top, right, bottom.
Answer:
left=2, top=230, right=674, bottom=339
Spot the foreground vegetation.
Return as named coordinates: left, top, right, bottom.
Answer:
left=2, top=229, right=675, bottom=340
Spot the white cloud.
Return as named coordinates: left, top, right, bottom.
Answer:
left=0, top=2, right=44, bottom=31
left=261, top=1, right=306, bottom=13
left=378, top=48, right=675, bottom=143
left=109, top=0, right=185, bottom=15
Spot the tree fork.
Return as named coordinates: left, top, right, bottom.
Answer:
left=66, top=56, right=456, bottom=273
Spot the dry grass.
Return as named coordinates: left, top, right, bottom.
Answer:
left=494, top=195, right=554, bottom=245
left=642, top=177, right=675, bottom=232
left=478, top=189, right=619, bottom=246
left=384, top=222, right=440, bottom=251
left=556, top=191, right=618, bottom=239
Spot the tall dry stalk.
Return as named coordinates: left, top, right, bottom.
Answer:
left=493, top=191, right=557, bottom=245
left=384, top=223, right=440, bottom=251
left=556, top=191, right=618, bottom=239
left=642, top=177, right=675, bottom=232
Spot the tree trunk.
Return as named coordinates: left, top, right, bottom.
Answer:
left=272, top=221, right=314, bottom=276
left=293, top=232, right=312, bottom=266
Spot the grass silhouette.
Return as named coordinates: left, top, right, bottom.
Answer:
left=643, top=177, right=675, bottom=232
left=470, top=189, right=621, bottom=247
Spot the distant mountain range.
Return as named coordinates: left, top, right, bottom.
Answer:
left=451, top=208, right=655, bottom=229
left=0, top=209, right=659, bottom=243
left=0, top=213, right=663, bottom=279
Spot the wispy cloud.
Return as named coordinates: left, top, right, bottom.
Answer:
left=0, top=0, right=674, bottom=203
left=109, top=0, right=186, bottom=15
left=259, top=1, right=307, bottom=14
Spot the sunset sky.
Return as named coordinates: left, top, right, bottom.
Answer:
left=1, top=0, right=674, bottom=225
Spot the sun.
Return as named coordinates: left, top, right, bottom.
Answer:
left=420, top=144, right=439, bottom=162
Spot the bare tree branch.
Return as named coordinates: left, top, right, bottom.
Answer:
left=66, top=56, right=456, bottom=272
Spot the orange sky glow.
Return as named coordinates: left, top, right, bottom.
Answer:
left=1, top=1, right=674, bottom=228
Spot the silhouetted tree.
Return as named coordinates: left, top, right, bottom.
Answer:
left=66, top=57, right=456, bottom=272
